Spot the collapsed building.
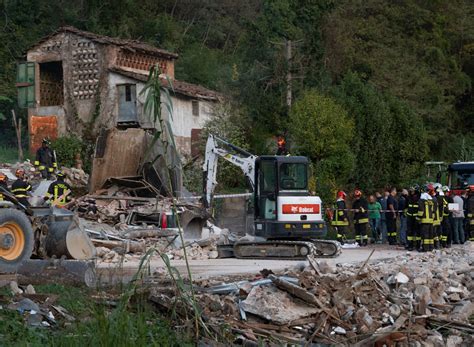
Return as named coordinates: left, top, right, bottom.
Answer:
left=17, top=26, right=220, bottom=193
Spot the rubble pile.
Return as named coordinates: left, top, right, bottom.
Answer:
left=148, top=246, right=474, bottom=345
left=0, top=161, right=89, bottom=188
left=0, top=283, right=76, bottom=328
left=60, top=167, right=89, bottom=188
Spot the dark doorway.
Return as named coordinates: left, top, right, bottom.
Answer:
left=39, top=61, right=64, bottom=106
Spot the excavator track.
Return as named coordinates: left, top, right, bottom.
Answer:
left=232, top=239, right=341, bottom=260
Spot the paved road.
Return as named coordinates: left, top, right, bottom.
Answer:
left=96, top=245, right=409, bottom=285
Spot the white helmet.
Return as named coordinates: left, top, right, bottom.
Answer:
left=442, top=185, right=450, bottom=192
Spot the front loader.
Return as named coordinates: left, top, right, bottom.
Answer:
left=0, top=186, right=96, bottom=286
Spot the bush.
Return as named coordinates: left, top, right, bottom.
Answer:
left=51, top=136, right=85, bottom=169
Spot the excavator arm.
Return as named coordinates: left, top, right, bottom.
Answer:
left=202, top=134, right=257, bottom=208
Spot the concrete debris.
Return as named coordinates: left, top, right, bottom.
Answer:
left=387, top=271, right=409, bottom=284
left=25, top=284, right=36, bottom=295
left=146, top=246, right=474, bottom=345
left=10, top=281, right=23, bottom=295
left=240, top=285, right=320, bottom=325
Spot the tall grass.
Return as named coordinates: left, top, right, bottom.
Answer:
left=0, top=145, right=22, bottom=163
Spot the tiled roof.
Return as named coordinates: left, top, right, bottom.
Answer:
left=109, top=67, right=220, bottom=101
left=30, top=26, right=178, bottom=59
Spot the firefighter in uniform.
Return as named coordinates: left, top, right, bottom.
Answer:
left=417, top=184, right=434, bottom=252
left=352, top=189, right=369, bottom=246
left=44, top=172, right=72, bottom=207
left=406, top=185, right=420, bottom=251
left=11, top=169, right=32, bottom=207
left=331, top=191, right=349, bottom=244
left=432, top=185, right=443, bottom=249
left=35, top=138, right=57, bottom=179
left=0, top=173, right=9, bottom=202
left=439, top=186, right=451, bottom=248
left=466, top=185, right=474, bottom=242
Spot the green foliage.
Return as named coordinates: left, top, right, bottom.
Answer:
left=200, top=102, right=251, bottom=191
left=288, top=91, right=355, bottom=201
left=0, top=283, right=188, bottom=347
left=331, top=72, right=428, bottom=190
left=323, top=0, right=473, bottom=159
left=0, top=145, right=21, bottom=163
left=0, top=0, right=473, bottom=193
left=51, top=136, right=84, bottom=169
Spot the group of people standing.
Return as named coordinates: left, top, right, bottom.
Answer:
left=331, top=184, right=474, bottom=251
left=0, top=139, right=72, bottom=208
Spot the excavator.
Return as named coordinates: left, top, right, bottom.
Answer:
left=0, top=185, right=96, bottom=285
left=203, top=134, right=341, bottom=259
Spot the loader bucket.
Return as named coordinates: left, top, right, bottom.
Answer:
left=32, top=207, right=95, bottom=260
left=37, top=207, right=96, bottom=260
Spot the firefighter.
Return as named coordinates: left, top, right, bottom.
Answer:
left=432, top=184, right=443, bottom=249
left=439, top=186, right=451, bottom=248
left=352, top=189, right=369, bottom=246
left=35, top=138, right=57, bottom=179
left=466, top=185, right=474, bottom=242
left=406, top=185, right=420, bottom=251
left=386, top=187, right=398, bottom=245
left=417, top=184, right=434, bottom=252
left=276, top=136, right=288, bottom=156
left=0, top=173, right=9, bottom=202
left=331, top=191, right=349, bottom=244
left=44, top=171, right=72, bottom=207
left=11, top=169, right=32, bottom=207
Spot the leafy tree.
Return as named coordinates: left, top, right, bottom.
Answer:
left=288, top=90, right=355, bottom=201
left=332, top=72, right=428, bottom=190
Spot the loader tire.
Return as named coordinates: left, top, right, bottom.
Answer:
left=0, top=209, right=34, bottom=273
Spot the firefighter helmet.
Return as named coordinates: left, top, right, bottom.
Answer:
left=423, top=183, right=434, bottom=193
left=354, top=189, right=362, bottom=198
left=42, top=138, right=51, bottom=145
left=337, top=191, right=346, bottom=200
left=442, top=185, right=450, bottom=192
left=57, top=171, right=65, bottom=178
left=15, top=168, right=25, bottom=178
left=0, top=173, right=7, bottom=183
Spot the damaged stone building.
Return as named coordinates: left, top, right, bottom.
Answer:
left=17, top=26, right=220, bottom=192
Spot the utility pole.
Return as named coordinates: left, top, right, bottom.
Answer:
left=285, top=39, right=292, bottom=109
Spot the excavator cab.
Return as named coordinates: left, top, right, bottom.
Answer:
left=254, top=156, right=326, bottom=240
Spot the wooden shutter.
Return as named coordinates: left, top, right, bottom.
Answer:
left=16, top=62, right=35, bottom=108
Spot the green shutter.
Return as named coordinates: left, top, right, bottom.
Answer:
left=17, top=62, right=35, bottom=108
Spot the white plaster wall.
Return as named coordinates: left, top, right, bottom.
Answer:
left=106, top=72, right=215, bottom=155
left=165, top=96, right=213, bottom=139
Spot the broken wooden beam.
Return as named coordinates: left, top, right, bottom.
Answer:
left=121, top=228, right=178, bottom=239
left=91, top=238, right=146, bottom=253
left=87, top=195, right=159, bottom=202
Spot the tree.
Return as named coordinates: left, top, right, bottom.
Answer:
left=332, top=72, right=428, bottom=190
left=288, top=90, right=355, bottom=200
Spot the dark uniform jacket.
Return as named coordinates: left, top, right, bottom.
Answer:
left=417, top=197, right=434, bottom=224
left=46, top=180, right=72, bottom=206
left=332, top=200, right=349, bottom=226
left=352, top=198, right=369, bottom=224
left=11, top=179, right=31, bottom=206
left=407, top=194, right=419, bottom=218
left=35, top=147, right=56, bottom=170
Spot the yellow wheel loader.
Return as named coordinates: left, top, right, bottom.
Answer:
left=0, top=186, right=96, bottom=286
